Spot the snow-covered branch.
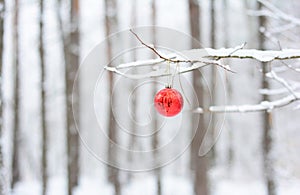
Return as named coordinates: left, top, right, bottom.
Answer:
left=203, top=48, right=300, bottom=62
left=194, top=93, right=299, bottom=113
left=104, top=31, right=300, bottom=113
left=105, top=48, right=300, bottom=79
left=104, top=30, right=300, bottom=80
left=105, top=57, right=231, bottom=79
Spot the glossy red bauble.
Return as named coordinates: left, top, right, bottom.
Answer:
left=154, top=87, right=184, bottom=117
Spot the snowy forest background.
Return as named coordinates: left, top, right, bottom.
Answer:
left=0, top=0, right=300, bottom=195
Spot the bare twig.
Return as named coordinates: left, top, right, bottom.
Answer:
left=129, top=29, right=168, bottom=61
left=280, top=61, right=300, bottom=73
left=227, top=42, right=247, bottom=56
left=129, top=29, right=234, bottom=72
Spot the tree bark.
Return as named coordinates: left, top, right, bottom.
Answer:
left=104, top=0, right=120, bottom=195
left=129, top=0, right=137, bottom=153
left=209, top=0, right=217, bottom=165
left=0, top=0, right=5, bottom=194
left=222, top=0, right=233, bottom=171
left=127, top=0, right=137, bottom=182
left=11, top=0, right=20, bottom=189
left=150, top=1, right=162, bottom=195
left=55, top=1, right=78, bottom=193
left=222, top=0, right=229, bottom=48
left=65, top=1, right=80, bottom=195
left=188, top=0, right=209, bottom=195
left=38, top=0, right=48, bottom=195
left=258, top=2, right=276, bottom=195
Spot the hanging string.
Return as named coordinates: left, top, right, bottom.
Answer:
left=170, top=62, right=177, bottom=87
left=177, top=62, right=192, bottom=107
left=166, top=60, right=172, bottom=88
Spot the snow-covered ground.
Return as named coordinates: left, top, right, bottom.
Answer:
left=11, top=176, right=300, bottom=195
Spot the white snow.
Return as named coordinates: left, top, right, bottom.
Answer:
left=10, top=176, right=300, bottom=195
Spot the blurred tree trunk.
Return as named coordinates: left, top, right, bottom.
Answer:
left=188, top=0, right=209, bottom=195
left=127, top=0, right=137, bottom=182
left=209, top=0, right=217, bottom=165
left=222, top=0, right=229, bottom=48
left=65, top=1, right=80, bottom=195
left=11, top=0, right=20, bottom=189
left=210, top=0, right=216, bottom=48
left=150, top=1, right=161, bottom=195
left=104, top=0, right=120, bottom=194
left=222, top=0, right=233, bottom=171
left=38, top=0, right=48, bottom=195
left=0, top=0, right=5, bottom=194
left=258, top=2, right=276, bottom=195
left=55, top=0, right=78, bottom=193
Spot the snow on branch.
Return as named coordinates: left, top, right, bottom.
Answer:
left=203, top=48, right=300, bottom=62
left=194, top=93, right=299, bottom=113
left=104, top=30, right=300, bottom=79
left=105, top=57, right=231, bottom=79
left=104, top=30, right=234, bottom=79
left=105, top=47, right=300, bottom=79
left=103, top=30, right=300, bottom=113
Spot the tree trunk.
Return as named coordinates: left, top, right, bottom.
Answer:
left=0, top=0, right=5, bottom=194
left=188, top=0, right=209, bottom=195
left=127, top=0, right=137, bottom=182
left=55, top=1, right=78, bottom=193
left=258, top=2, right=276, bottom=195
left=150, top=1, right=162, bottom=195
left=104, top=0, right=120, bottom=195
left=65, top=1, right=80, bottom=195
left=209, top=0, right=217, bottom=165
left=222, top=0, right=234, bottom=171
left=11, top=0, right=20, bottom=189
left=38, top=0, right=48, bottom=195
left=222, top=0, right=229, bottom=48
left=210, top=0, right=216, bottom=48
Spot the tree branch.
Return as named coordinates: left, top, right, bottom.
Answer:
left=126, top=30, right=234, bottom=72
left=267, top=70, right=299, bottom=98
left=105, top=47, right=300, bottom=79
left=203, top=48, right=300, bottom=61
left=193, top=93, right=299, bottom=113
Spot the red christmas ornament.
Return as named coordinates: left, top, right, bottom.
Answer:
left=154, top=87, right=184, bottom=117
